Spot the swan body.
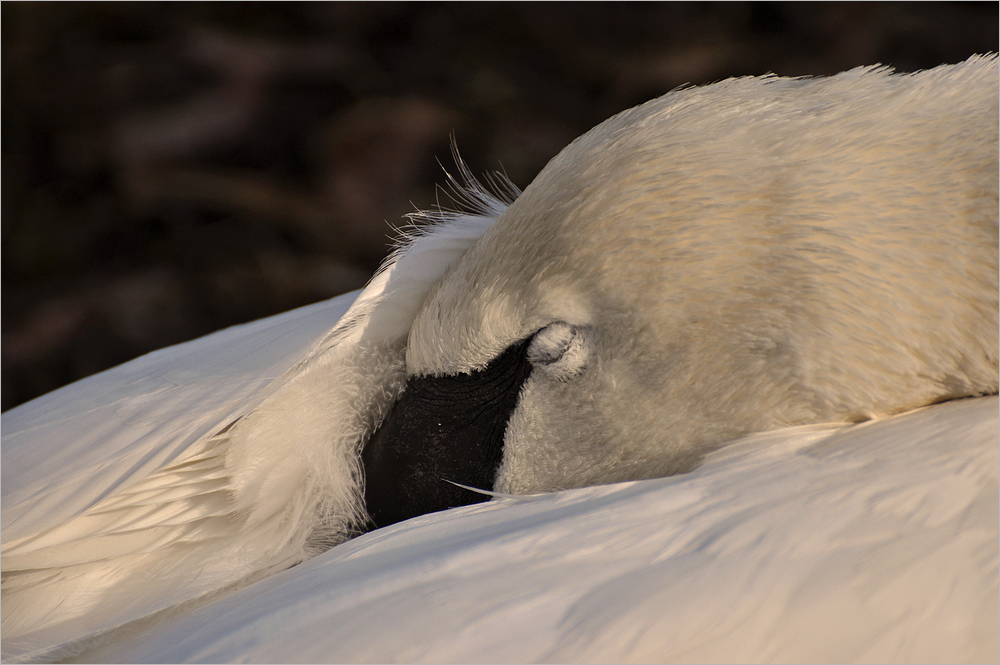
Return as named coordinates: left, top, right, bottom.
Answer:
left=2, top=55, right=997, bottom=661
left=67, top=396, right=1000, bottom=664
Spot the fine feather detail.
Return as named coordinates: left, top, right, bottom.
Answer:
left=441, top=479, right=548, bottom=501
left=0, top=157, right=514, bottom=662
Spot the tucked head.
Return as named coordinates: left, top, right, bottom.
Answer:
left=362, top=58, right=999, bottom=530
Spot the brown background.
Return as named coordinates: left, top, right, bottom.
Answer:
left=3, top=2, right=997, bottom=411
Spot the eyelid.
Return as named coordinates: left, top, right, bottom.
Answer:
left=527, top=322, right=575, bottom=365
left=527, top=322, right=592, bottom=380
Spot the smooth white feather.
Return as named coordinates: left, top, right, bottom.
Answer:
left=1, top=172, right=514, bottom=662
left=74, top=396, right=999, bottom=664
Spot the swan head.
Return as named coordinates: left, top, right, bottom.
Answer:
left=362, top=58, right=999, bottom=529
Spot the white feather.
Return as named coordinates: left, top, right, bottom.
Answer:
left=2, top=56, right=996, bottom=663
left=1, top=169, right=513, bottom=662
left=72, top=396, right=999, bottom=664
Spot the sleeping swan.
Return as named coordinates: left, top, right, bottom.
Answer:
left=2, top=55, right=997, bottom=660
left=363, top=54, right=999, bottom=525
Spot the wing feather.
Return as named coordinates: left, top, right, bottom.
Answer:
left=1, top=177, right=509, bottom=661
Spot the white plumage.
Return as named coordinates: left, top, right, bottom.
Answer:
left=1, top=204, right=504, bottom=661
left=21, top=395, right=1000, bottom=663
left=2, top=56, right=997, bottom=662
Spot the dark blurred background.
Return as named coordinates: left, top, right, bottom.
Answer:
left=3, top=2, right=997, bottom=411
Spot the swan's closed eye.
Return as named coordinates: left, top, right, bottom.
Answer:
left=527, top=322, right=593, bottom=381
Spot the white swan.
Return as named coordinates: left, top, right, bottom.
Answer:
left=2, top=55, right=997, bottom=662
left=62, top=396, right=1000, bottom=664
